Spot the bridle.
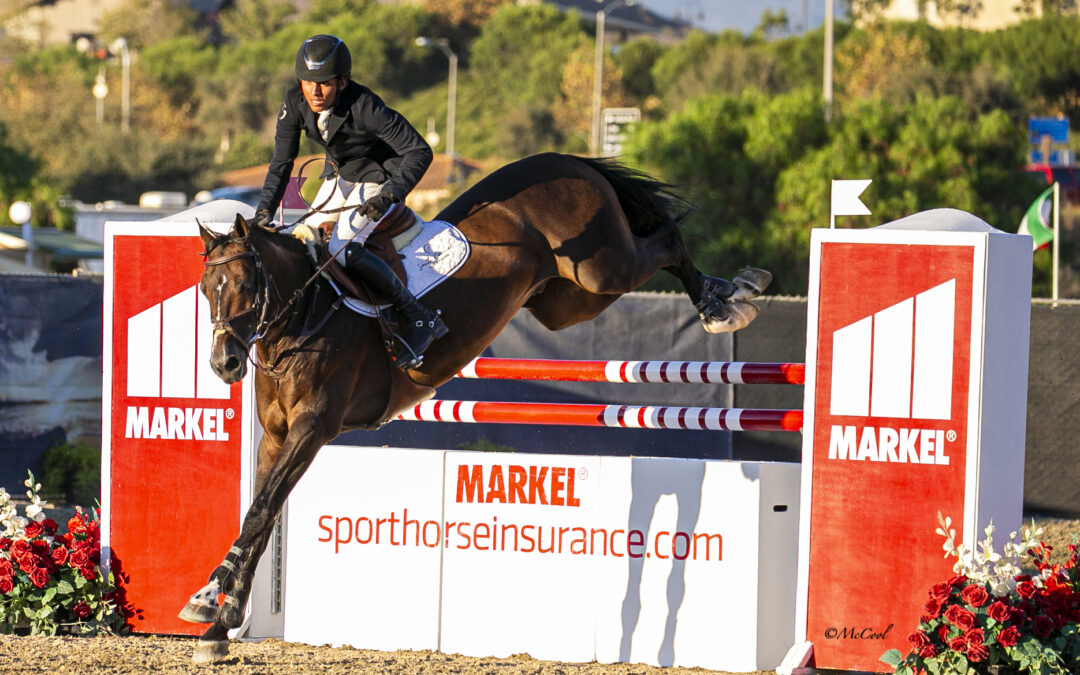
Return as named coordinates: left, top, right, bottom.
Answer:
left=202, top=240, right=278, bottom=351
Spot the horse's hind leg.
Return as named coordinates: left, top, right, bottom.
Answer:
left=661, top=232, right=772, bottom=333
left=601, top=217, right=772, bottom=334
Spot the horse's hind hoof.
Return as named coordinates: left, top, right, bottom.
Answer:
left=732, top=267, right=772, bottom=301
left=700, top=300, right=759, bottom=334
left=193, top=639, right=230, bottom=665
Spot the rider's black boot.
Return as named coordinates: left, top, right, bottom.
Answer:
left=343, top=243, right=448, bottom=369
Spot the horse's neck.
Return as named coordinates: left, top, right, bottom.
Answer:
left=257, top=233, right=310, bottom=289
left=254, top=234, right=317, bottom=331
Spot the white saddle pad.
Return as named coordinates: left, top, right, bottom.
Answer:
left=333, top=219, right=470, bottom=317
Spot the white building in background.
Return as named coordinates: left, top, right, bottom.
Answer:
left=878, top=0, right=1042, bottom=31
left=1, top=0, right=225, bottom=47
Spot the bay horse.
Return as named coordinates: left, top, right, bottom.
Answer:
left=183, top=152, right=770, bottom=663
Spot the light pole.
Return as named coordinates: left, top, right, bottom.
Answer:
left=823, top=0, right=834, bottom=122
left=92, top=68, right=108, bottom=124
left=112, top=37, right=130, bottom=133
left=591, top=0, right=633, bottom=157
left=415, top=37, right=458, bottom=158
left=8, top=201, right=33, bottom=269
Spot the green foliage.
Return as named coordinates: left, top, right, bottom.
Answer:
left=627, top=88, right=1030, bottom=295
left=458, top=3, right=582, bottom=158
left=219, top=130, right=274, bottom=171
left=978, top=16, right=1080, bottom=124
left=40, top=442, right=101, bottom=506
left=613, top=37, right=664, bottom=101
left=219, top=0, right=298, bottom=42
left=58, top=126, right=217, bottom=204
left=95, top=0, right=203, bottom=50
left=0, top=120, right=38, bottom=206
left=469, top=3, right=582, bottom=109
left=0, top=7, right=1078, bottom=296
left=307, top=0, right=374, bottom=23
left=141, top=36, right=219, bottom=105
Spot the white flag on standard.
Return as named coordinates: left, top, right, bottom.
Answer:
left=830, top=179, right=872, bottom=228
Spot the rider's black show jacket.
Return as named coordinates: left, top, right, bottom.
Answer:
left=257, top=80, right=433, bottom=213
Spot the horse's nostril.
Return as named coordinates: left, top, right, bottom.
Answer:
left=224, top=356, right=242, bottom=373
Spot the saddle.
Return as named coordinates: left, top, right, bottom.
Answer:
left=317, top=203, right=423, bottom=301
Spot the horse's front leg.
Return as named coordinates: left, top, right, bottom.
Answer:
left=183, top=409, right=337, bottom=664
left=178, top=422, right=284, bottom=627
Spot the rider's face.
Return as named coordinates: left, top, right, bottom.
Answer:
left=300, top=77, right=344, bottom=112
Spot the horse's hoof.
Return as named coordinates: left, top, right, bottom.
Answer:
left=732, top=267, right=772, bottom=301
left=193, top=639, right=230, bottom=665
left=700, top=300, right=759, bottom=333
left=179, top=579, right=221, bottom=624
left=178, top=601, right=218, bottom=624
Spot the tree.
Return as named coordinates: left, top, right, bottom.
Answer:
left=219, top=0, right=297, bottom=43
left=465, top=3, right=582, bottom=157
left=650, top=31, right=792, bottom=113
left=842, top=0, right=891, bottom=22
left=767, top=96, right=1028, bottom=291
left=834, top=24, right=944, bottom=106
left=977, top=16, right=1080, bottom=124
left=1015, top=0, right=1078, bottom=15
left=96, top=0, right=202, bottom=50
left=552, top=41, right=632, bottom=152
left=613, top=37, right=664, bottom=102
left=754, top=9, right=790, bottom=38
left=625, top=88, right=1029, bottom=295
left=0, top=120, right=40, bottom=220
left=420, top=0, right=507, bottom=31
left=624, top=88, right=827, bottom=290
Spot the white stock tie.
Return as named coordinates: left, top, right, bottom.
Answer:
left=317, top=110, right=331, bottom=141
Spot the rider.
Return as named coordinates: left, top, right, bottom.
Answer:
left=251, top=34, right=445, bottom=370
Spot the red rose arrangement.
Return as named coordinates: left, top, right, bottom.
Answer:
left=0, top=472, right=133, bottom=635
left=882, top=513, right=1080, bottom=675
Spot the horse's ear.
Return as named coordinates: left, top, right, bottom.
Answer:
left=198, top=221, right=217, bottom=249
left=234, top=213, right=250, bottom=239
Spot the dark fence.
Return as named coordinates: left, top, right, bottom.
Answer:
left=0, top=274, right=103, bottom=494
left=1, top=275, right=1076, bottom=515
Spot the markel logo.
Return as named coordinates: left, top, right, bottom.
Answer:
left=456, top=464, right=583, bottom=507
left=826, top=279, right=956, bottom=465
left=123, top=285, right=233, bottom=441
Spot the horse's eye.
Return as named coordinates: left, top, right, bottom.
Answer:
left=239, top=281, right=253, bottom=293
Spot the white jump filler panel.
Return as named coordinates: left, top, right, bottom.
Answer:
left=283, top=447, right=801, bottom=671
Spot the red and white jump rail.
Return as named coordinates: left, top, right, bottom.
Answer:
left=397, top=400, right=804, bottom=433
left=455, top=357, right=806, bottom=386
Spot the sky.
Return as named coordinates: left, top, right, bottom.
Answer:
left=636, top=0, right=842, bottom=35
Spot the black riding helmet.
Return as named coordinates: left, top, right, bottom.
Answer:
left=295, top=35, right=352, bottom=82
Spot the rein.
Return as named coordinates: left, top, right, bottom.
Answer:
left=271, top=156, right=353, bottom=232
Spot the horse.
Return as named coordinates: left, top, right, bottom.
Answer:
left=182, top=152, right=771, bottom=663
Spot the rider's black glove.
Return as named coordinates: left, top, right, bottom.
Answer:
left=359, top=193, right=396, bottom=222
left=247, top=209, right=271, bottom=229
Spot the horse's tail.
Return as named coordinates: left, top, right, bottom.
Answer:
left=569, top=155, right=693, bottom=236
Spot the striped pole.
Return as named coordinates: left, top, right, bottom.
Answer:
left=457, top=357, right=805, bottom=386
left=397, top=400, right=803, bottom=432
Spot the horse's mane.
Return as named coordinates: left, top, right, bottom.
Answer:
left=253, top=224, right=311, bottom=259
left=569, top=155, right=693, bottom=237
